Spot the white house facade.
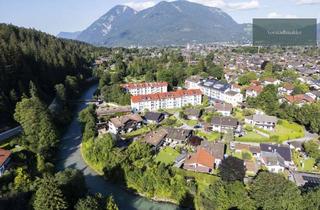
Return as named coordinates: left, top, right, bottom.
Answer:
left=131, top=89, right=202, bottom=112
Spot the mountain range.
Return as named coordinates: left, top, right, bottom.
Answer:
left=58, top=0, right=320, bottom=47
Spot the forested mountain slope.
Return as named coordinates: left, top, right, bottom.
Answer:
left=0, top=24, right=94, bottom=128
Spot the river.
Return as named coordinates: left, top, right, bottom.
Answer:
left=56, top=84, right=181, bottom=210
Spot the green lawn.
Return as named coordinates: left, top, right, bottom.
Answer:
left=181, top=119, right=198, bottom=127
left=175, top=168, right=219, bottom=191
left=254, top=120, right=304, bottom=142
left=301, top=158, right=316, bottom=171
left=155, top=147, right=180, bottom=165
left=195, top=130, right=221, bottom=141
left=273, top=120, right=304, bottom=141
left=122, top=126, right=151, bottom=138
left=239, top=120, right=305, bottom=143
left=161, top=116, right=183, bottom=127
left=233, top=150, right=253, bottom=160
left=236, top=131, right=269, bottom=142
left=233, top=108, right=245, bottom=121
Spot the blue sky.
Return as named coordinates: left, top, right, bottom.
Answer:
left=0, top=0, right=319, bottom=35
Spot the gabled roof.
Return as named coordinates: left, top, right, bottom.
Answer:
left=144, top=128, right=167, bottom=147
left=184, top=147, right=214, bottom=169
left=260, top=143, right=291, bottom=161
left=246, top=114, right=278, bottom=124
left=0, top=149, right=11, bottom=166
left=184, top=108, right=201, bottom=117
left=165, top=128, right=192, bottom=141
left=211, top=116, right=238, bottom=127
left=110, top=114, right=143, bottom=128
left=246, top=84, right=263, bottom=93
left=284, top=94, right=315, bottom=103
left=214, top=102, right=233, bottom=112
left=144, top=112, right=164, bottom=121
left=201, top=141, right=225, bottom=160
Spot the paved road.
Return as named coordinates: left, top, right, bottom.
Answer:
left=0, top=126, right=22, bottom=142
left=56, top=84, right=180, bottom=210
left=283, top=129, right=318, bottom=144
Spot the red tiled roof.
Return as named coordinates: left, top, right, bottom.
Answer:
left=246, top=85, right=263, bottom=93
left=184, top=147, right=214, bottom=168
left=121, top=82, right=168, bottom=89
left=284, top=94, right=315, bottom=103
left=131, top=89, right=202, bottom=103
left=0, top=149, right=11, bottom=166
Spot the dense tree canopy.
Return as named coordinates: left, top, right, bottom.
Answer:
left=250, top=172, right=302, bottom=210
left=0, top=23, right=94, bottom=127
left=219, top=156, right=246, bottom=182
left=14, top=96, right=58, bottom=157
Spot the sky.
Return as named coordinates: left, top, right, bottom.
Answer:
left=0, top=0, right=319, bottom=35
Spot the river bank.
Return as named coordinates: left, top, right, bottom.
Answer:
left=56, top=83, right=181, bottom=210
left=80, top=141, right=181, bottom=206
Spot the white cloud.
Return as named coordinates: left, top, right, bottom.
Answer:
left=227, top=0, right=260, bottom=10
left=124, top=1, right=156, bottom=11
left=267, top=12, right=298, bottom=18
left=295, top=0, right=320, bottom=5
left=189, top=0, right=260, bottom=10
left=188, top=0, right=226, bottom=8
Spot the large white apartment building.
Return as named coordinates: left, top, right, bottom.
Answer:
left=121, top=82, right=168, bottom=96
left=131, top=89, right=202, bottom=111
left=196, top=79, right=243, bottom=106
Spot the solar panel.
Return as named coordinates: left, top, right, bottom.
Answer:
left=302, top=176, right=320, bottom=184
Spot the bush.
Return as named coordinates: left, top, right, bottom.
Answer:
left=242, top=151, right=252, bottom=160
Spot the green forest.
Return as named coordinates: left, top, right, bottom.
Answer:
left=0, top=24, right=95, bottom=129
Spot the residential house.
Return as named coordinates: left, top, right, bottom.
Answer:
left=291, top=172, right=320, bottom=188
left=200, top=141, right=225, bottom=168
left=231, top=84, right=241, bottom=93
left=246, top=84, right=263, bottom=98
left=0, top=149, right=11, bottom=177
left=108, top=114, right=143, bottom=135
left=131, top=89, right=202, bottom=112
left=213, top=102, right=233, bottom=116
left=283, top=94, right=315, bottom=107
left=260, top=143, right=293, bottom=167
left=198, top=79, right=243, bottom=106
left=278, top=83, right=294, bottom=96
left=143, top=128, right=167, bottom=150
left=245, top=114, right=278, bottom=131
left=260, top=151, right=286, bottom=173
left=262, top=78, right=281, bottom=86
left=165, top=128, right=193, bottom=145
left=121, top=82, right=168, bottom=96
left=184, top=108, right=202, bottom=120
left=185, top=75, right=203, bottom=89
left=96, top=105, right=131, bottom=117
left=288, top=141, right=304, bottom=152
left=96, top=122, right=108, bottom=136
left=234, top=143, right=261, bottom=158
left=183, top=147, right=215, bottom=173
left=211, top=116, right=238, bottom=133
left=144, top=112, right=165, bottom=124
